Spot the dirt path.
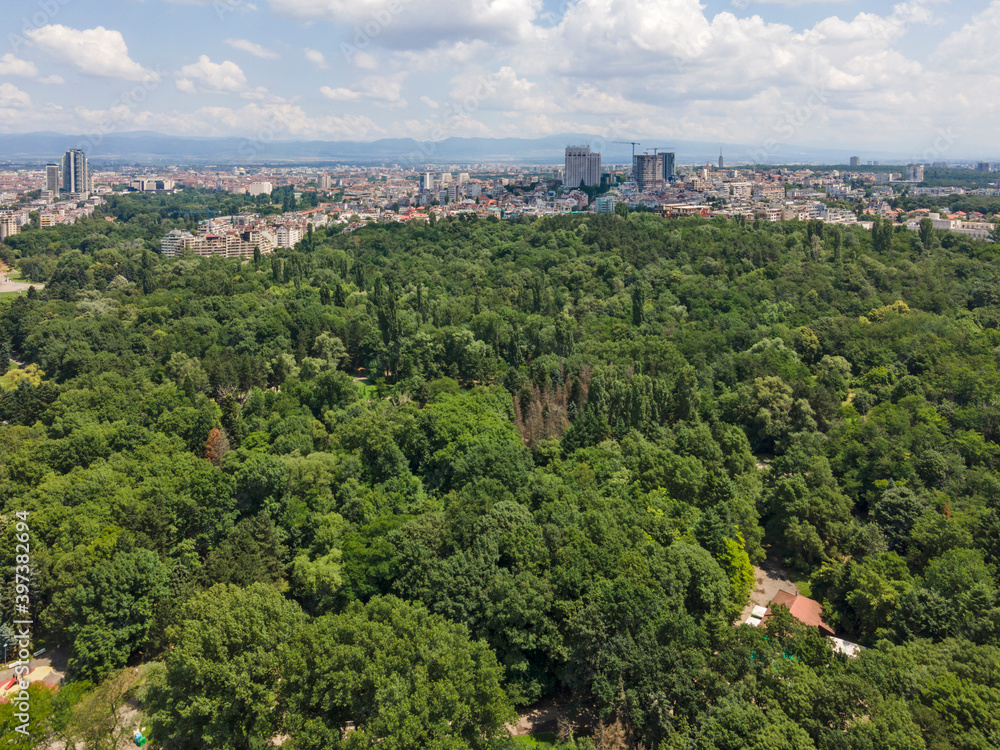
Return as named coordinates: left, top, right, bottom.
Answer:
left=507, top=696, right=595, bottom=737
left=738, top=555, right=800, bottom=624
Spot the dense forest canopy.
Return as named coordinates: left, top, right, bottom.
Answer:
left=2, top=206, right=1000, bottom=749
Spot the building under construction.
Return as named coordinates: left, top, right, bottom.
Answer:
left=633, top=151, right=675, bottom=192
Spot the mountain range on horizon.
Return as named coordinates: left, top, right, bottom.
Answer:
left=0, top=131, right=973, bottom=166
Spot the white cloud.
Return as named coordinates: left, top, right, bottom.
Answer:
left=0, top=83, right=31, bottom=108
left=2, top=0, right=994, bottom=155
left=448, top=67, right=546, bottom=112
left=147, top=0, right=257, bottom=5
left=26, top=25, right=156, bottom=81
left=932, top=1, right=1000, bottom=73
left=320, top=86, right=361, bottom=101
left=0, top=53, right=39, bottom=78
left=304, top=48, right=329, bottom=68
left=225, top=38, right=280, bottom=59
left=269, top=0, right=542, bottom=48
left=737, top=0, right=849, bottom=4
left=320, top=72, right=407, bottom=104
left=176, top=55, right=248, bottom=93
left=151, top=102, right=384, bottom=140
left=353, top=51, right=378, bottom=69
left=0, top=53, right=64, bottom=84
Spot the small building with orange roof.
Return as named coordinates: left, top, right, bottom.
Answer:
left=764, top=589, right=835, bottom=636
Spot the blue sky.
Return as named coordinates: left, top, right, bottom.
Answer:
left=0, top=0, right=997, bottom=156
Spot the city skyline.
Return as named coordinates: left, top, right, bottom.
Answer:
left=0, top=0, right=998, bottom=159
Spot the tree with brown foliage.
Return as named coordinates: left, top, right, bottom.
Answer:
left=203, top=427, right=230, bottom=467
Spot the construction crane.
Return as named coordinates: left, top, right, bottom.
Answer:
left=614, top=141, right=641, bottom=161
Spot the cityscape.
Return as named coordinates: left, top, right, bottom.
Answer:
left=3, top=145, right=999, bottom=256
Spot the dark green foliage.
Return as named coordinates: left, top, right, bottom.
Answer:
left=46, top=547, right=171, bottom=682
left=280, top=596, right=515, bottom=749
left=4, top=208, right=1000, bottom=749
left=203, top=514, right=287, bottom=587
left=144, top=583, right=306, bottom=749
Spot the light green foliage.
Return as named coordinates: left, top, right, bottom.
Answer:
left=290, top=512, right=346, bottom=614
left=719, top=535, right=755, bottom=607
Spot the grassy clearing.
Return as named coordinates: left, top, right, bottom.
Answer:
left=511, top=734, right=559, bottom=749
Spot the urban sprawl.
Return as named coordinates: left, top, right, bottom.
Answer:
left=2, top=147, right=1000, bottom=256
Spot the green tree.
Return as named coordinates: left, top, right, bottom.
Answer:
left=47, top=548, right=171, bottom=682
left=918, top=217, right=934, bottom=251
left=281, top=596, right=516, bottom=749
left=144, top=583, right=306, bottom=750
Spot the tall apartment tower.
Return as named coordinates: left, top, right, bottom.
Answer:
left=45, top=163, right=59, bottom=193
left=61, top=148, right=89, bottom=195
left=905, top=164, right=925, bottom=182
left=564, top=146, right=601, bottom=188
left=850, top=156, right=861, bottom=167
left=718, top=151, right=724, bottom=170
left=662, top=152, right=676, bottom=182
left=633, top=153, right=665, bottom=192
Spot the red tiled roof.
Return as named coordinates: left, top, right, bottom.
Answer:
left=765, top=589, right=834, bottom=635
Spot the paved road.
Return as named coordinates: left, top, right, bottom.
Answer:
left=0, top=276, right=42, bottom=294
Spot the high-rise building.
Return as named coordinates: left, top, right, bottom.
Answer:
left=718, top=151, right=724, bottom=170
left=61, top=149, right=89, bottom=195
left=976, top=162, right=992, bottom=172
left=662, top=152, right=676, bottom=182
left=45, top=163, right=59, bottom=193
left=905, top=164, right=924, bottom=182
left=420, top=172, right=435, bottom=190
left=564, top=146, right=601, bottom=188
left=633, top=153, right=665, bottom=192
left=849, top=156, right=860, bottom=167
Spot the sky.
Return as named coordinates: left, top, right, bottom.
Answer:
left=0, top=0, right=998, bottom=157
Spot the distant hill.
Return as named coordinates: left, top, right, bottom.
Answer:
left=0, top=130, right=900, bottom=165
